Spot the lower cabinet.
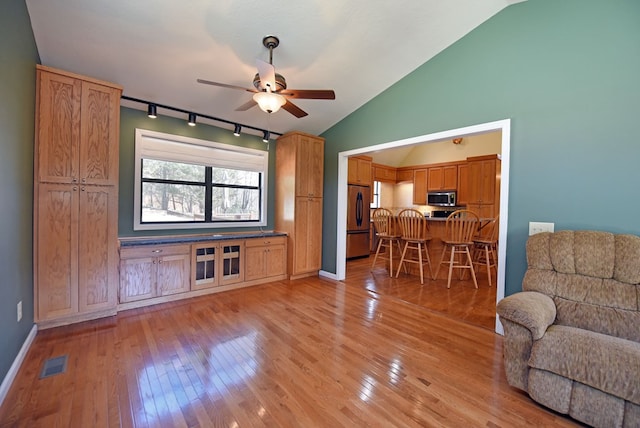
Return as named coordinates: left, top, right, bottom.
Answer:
left=191, top=239, right=245, bottom=290
left=119, top=235, right=286, bottom=310
left=119, top=244, right=190, bottom=303
left=245, top=236, right=287, bottom=281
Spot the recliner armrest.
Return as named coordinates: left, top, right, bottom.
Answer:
left=497, top=291, right=556, bottom=340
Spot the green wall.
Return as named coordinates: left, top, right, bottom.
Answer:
left=118, top=107, right=277, bottom=237
left=321, top=0, right=640, bottom=296
left=0, top=0, right=39, bottom=384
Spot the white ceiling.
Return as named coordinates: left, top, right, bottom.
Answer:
left=26, top=0, right=523, bottom=138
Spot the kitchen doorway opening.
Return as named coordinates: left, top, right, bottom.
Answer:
left=333, top=119, right=511, bottom=334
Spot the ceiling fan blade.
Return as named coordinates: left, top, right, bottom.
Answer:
left=235, top=99, right=257, bottom=111
left=197, top=78, right=256, bottom=93
left=255, top=59, right=276, bottom=91
left=279, top=89, right=336, bottom=100
left=281, top=99, right=308, bottom=118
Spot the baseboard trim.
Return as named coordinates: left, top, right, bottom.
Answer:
left=0, top=324, right=37, bottom=407
left=319, top=270, right=338, bottom=281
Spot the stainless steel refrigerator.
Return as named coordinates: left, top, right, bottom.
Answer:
left=346, top=184, right=371, bottom=259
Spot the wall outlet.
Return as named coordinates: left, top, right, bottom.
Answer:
left=17, top=301, right=22, bottom=322
left=529, top=221, right=555, bottom=236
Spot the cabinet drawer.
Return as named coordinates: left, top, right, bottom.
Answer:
left=120, top=244, right=190, bottom=259
left=245, top=236, right=287, bottom=248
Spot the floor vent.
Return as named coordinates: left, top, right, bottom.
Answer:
left=40, top=355, right=68, bottom=379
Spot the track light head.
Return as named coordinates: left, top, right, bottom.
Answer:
left=262, top=131, right=270, bottom=143
left=233, top=124, right=241, bottom=136
left=188, top=113, right=196, bottom=126
left=147, top=104, right=157, bottom=118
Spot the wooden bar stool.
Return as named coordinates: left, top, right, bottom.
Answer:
left=371, top=208, right=403, bottom=276
left=395, top=208, right=433, bottom=284
left=472, top=215, right=499, bottom=286
left=434, top=209, right=479, bottom=289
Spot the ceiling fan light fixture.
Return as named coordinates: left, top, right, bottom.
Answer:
left=233, top=124, right=241, bottom=136
left=188, top=112, right=197, bottom=126
left=253, top=91, right=286, bottom=114
left=147, top=104, right=157, bottom=118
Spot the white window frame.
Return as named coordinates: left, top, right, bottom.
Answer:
left=133, top=128, right=268, bottom=231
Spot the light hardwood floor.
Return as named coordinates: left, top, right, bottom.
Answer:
left=0, top=259, right=583, bottom=427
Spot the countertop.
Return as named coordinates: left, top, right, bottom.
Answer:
left=119, top=230, right=287, bottom=247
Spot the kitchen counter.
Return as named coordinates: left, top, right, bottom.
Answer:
left=119, top=230, right=287, bottom=247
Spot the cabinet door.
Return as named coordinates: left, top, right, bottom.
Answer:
left=373, top=165, right=397, bottom=182
left=294, top=197, right=323, bottom=275
left=36, top=183, right=79, bottom=321
left=442, top=165, right=458, bottom=190
left=192, top=243, right=219, bottom=289
left=348, top=157, right=372, bottom=185
left=427, top=167, right=443, bottom=191
left=79, top=81, right=121, bottom=186
left=158, top=253, right=191, bottom=296
left=119, top=256, right=156, bottom=303
left=457, top=163, right=469, bottom=206
left=478, top=160, right=496, bottom=204
left=245, top=245, right=267, bottom=281
left=468, top=161, right=484, bottom=204
left=396, top=169, right=414, bottom=183
left=37, top=71, right=82, bottom=184
left=296, top=135, right=324, bottom=197
left=413, top=169, right=428, bottom=205
left=266, top=243, right=287, bottom=277
left=220, top=240, right=245, bottom=286
left=78, top=185, right=118, bottom=313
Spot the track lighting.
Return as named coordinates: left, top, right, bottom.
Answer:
left=122, top=95, right=281, bottom=140
left=147, top=104, right=157, bottom=118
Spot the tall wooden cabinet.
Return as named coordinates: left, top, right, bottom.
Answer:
left=466, top=154, right=501, bottom=219
left=34, top=65, right=122, bottom=327
left=275, top=131, right=324, bottom=280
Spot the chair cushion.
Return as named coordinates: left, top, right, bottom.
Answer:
left=528, top=325, right=640, bottom=405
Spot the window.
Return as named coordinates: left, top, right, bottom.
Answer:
left=134, top=129, right=268, bottom=230
left=370, top=180, right=381, bottom=209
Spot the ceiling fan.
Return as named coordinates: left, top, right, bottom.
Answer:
left=197, top=35, right=335, bottom=118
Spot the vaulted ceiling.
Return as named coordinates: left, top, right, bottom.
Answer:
left=26, top=0, right=523, bottom=137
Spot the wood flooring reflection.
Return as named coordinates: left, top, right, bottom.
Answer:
left=350, top=255, right=498, bottom=331
left=0, top=270, right=583, bottom=427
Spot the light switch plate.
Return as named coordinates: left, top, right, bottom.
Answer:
left=529, top=222, right=555, bottom=236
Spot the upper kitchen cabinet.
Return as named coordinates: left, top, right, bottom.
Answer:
left=427, top=164, right=458, bottom=191
left=466, top=154, right=501, bottom=219
left=396, top=168, right=414, bottom=183
left=457, top=163, right=470, bottom=206
left=36, top=65, right=121, bottom=186
left=372, top=163, right=397, bottom=182
left=412, top=169, right=428, bottom=205
left=348, top=155, right=372, bottom=185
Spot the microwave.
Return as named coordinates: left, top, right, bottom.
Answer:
left=427, top=191, right=456, bottom=207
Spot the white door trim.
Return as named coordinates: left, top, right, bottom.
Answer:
left=335, top=118, right=511, bottom=334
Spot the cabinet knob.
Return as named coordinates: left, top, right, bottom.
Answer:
left=73, top=187, right=78, bottom=191
left=152, top=249, right=163, bottom=253
left=81, top=178, right=86, bottom=183
left=72, top=178, right=78, bottom=183
left=81, top=187, right=85, bottom=191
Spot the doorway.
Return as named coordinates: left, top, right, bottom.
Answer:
left=333, top=119, right=511, bottom=334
